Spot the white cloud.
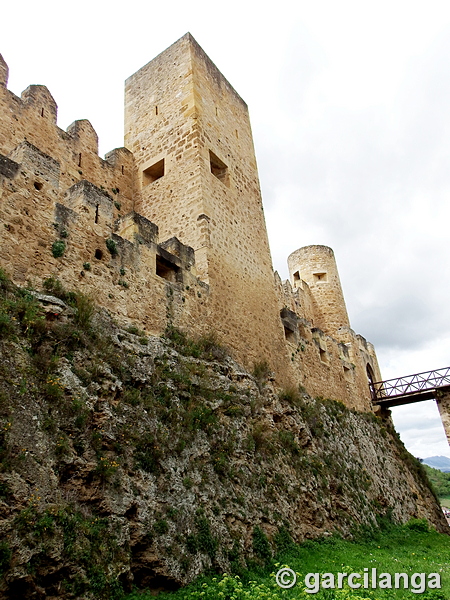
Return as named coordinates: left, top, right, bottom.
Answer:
left=391, top=401, right=450, bottom=459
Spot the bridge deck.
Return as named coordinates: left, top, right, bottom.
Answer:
left=370, top=366, right=450, bottom=408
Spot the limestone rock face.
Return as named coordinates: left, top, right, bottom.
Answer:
left=0, top=291, right=446, bottom=598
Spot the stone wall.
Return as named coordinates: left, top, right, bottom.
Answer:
left=125, top=34, right=293, bottom=382
left=0, top=35, right=381, bottom=410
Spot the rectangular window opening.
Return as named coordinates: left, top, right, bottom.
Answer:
left=209, top=150, right=229, bottom=187
left=143, top=158, right=165, bottom=186
left=298, top=323, right=307, bottom=338
left=156, top=255, right=179, bottom=282
left=284, top=326, right=296, bottom=342
left=343, top=365, right=353, bottom=382
left=313, top=272, right=327, bottom=282
left=319, top=348, right=328, bottom=364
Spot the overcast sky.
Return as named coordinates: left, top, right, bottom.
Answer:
left=2, top=0, right=450, bottom=459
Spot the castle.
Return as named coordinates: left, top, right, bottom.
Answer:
left=0, top=33, right=381, bottom=411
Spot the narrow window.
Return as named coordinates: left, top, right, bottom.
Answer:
left=95, top=204, right=99, bottom=224
left=41, top=108, right=44, bottom=117
left=156, top=255, right=178, bottom=282
left=142, top=158, right=165, bottom=186
left=215, top=107, right=218, bottom=117
left=121, top=165, right=124, bottom=175
left=209, top=150, right=229, bottom=187
left=313, top=272, right=327, bottom=282
left=284, top=327, right=295, bottom=342
left=78, top=153, right=82, bottom=168
left=155, top=105, right=158, bottom=116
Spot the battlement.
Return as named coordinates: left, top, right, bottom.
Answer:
left=0, top=36, right=381, bottom=411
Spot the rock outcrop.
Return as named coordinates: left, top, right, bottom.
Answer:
left=0, top=276, right=446, bottom=599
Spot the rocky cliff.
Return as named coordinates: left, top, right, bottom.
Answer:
left=0, top=272, right=446, bottom=599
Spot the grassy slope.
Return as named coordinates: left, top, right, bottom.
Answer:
left=126, top=522, right=450, bottom=600
left=423, top=465, right=450, bottom=500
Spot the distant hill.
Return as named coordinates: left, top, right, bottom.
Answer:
left=422, top=456, right=450, bottom=472
left=423, top=464, right=450, bottom=498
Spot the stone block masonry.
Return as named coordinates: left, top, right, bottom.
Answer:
left=0, top=34, right=381, bottom=411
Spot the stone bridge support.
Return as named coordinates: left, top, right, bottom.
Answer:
left=435, top=391, right=450, bottom=447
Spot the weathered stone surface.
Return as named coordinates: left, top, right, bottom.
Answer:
left=0, top=301, right=446, bottom=598
left=0, top=34, right=446, bottom=597
left=0, top=154, right=18, bottom=179
left=0, top=33, right=383, bottom=412
left=436, top=390, right=450, bottom=445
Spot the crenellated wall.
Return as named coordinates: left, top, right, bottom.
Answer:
left=0, top=138, right=208, bottom=337
left=275, top=259, right=381, bottom=411
left=0, top=37, right=382, bottom=411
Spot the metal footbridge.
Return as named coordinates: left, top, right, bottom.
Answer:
left=370, top=367, right=450, bottom=408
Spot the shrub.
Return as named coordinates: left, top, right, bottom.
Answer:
left=195, top=515, right=218, bottom=558
left=277, top=429, right=301, bottom=456
left=252, top=526, right=272, bottom=561
left=126, top=325, right=141, bottom=335
left=196, top=331, right=229, bottom=361
left=72, top=292, right=95, bottom=329
left=51, top=240, right=66, bottom=258
left=0, top=541, right=11, bottom=574
left=95, top=456, right=120, bottom=481
left=252, top=360, right=271, bottom=391
left=0, top=312, right=15, bottom=337
left=153, top=519, right=169, bottom=535
left=274, top=525, right=294, bottom=554
left=252, top=360, right=271, bottom=380
left=134, top=434, right=162, bottom=474
left=187, top=405, right=217, bottom=432
left=42, top=276, right=68, bottom=299
left=405, top=517, right=430, bottom=532
left=251, top=422, right=274, bottom=455
left=164, top=325, right=228, bottom=360
left=278, top=386, right=301, bottom=404
left=106, top=238, right=118, bottom=257
left=0, top=269, right=10, bottom=285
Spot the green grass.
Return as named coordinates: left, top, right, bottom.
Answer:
left=440, top=497, right=450, bottom=509
left=423, top=465, right=450, bottom=499
left=124, top=522, right=450, bottom=599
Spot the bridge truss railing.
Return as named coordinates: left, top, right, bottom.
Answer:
left=370, top=366, right=450, bottom=402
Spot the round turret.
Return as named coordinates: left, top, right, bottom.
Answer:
left=0, top=54, right=9, bottom=88
left=287, top=245, right=350, bottom=337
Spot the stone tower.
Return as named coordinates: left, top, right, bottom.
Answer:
left=288, top=245, right=350, bottom=338
left=124, top=34, right=290, bottom=375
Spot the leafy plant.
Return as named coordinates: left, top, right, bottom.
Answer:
left=0, top=541, right=11, bottom=574
left=252, top=525, right=272, bottom=561
left=51, top=240, right=66, bottom=258
left=106, top=238, right=118, bottom=257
